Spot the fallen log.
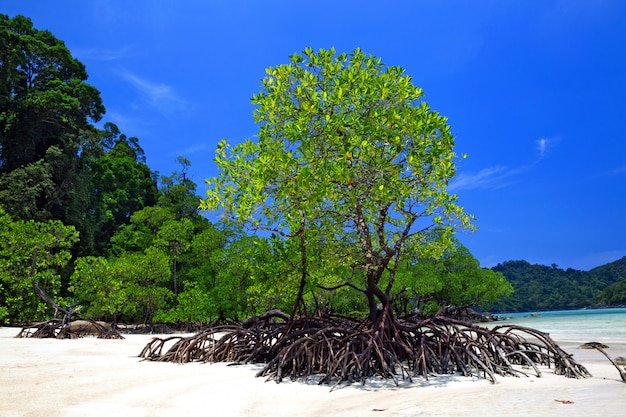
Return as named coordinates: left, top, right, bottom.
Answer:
left=17, top=319, right=123, bottom=339
left=66, top=320, right=112, bottom=337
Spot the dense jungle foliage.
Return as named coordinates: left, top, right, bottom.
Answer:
left=486, top=257, right=626, bottom=312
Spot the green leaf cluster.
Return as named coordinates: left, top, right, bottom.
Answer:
left=393, top=241, right=513, bottom=315
left=70, top=247, right=173, bottom=323
left=0, top=207, right=78, bottom=323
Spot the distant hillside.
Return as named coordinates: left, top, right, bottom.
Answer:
left=592, top=257, right=626, bottom=306
left=485, top=256, right=626, bottom=312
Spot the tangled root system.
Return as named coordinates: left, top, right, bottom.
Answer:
left=139, top=309, right=590, bottom=387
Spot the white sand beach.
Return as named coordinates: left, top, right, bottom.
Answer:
left=1, top=326, right=625, bottom=417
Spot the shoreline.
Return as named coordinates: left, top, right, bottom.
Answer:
left=490, top=306, right=626, bottom=314
left=1, top=326, right=625, bottom=417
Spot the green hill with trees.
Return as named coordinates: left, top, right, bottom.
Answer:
left=591, top=257, right=626, bottom=306
left=486, top=257, right=626, bottom=312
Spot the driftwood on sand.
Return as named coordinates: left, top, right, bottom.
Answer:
left=139, top=308, right=591, bottom=387
left=16, top=280, right=124, bottom=339
left=16, top=318, right=124, bottom=339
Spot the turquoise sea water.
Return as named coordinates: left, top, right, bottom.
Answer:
left=487, top=307, right=626, bottom=343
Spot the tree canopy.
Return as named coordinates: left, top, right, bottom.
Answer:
left=0, top=14, right=104, bottom=220
left=393, top=241, right=513, bottom=315
left=0, top=15, right=158, bottom=258
left=0, top=14, right=105, bottom=167
left=0, top=18, right=601, bottom=385
left=0, top=207, right=78, bottom=323
left=203, top=47, right=473, bottom=320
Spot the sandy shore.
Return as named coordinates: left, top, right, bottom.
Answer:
left=1, top=326, right=625, bottom=417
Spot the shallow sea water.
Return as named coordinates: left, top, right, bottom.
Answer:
left=487, top=307, right=626, bottom=343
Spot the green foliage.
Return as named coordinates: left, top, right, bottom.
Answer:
left=597, top=278, right=626, bottom=305
left=0, top=304, right=8, bottom=324
left=153, top=282, right=214, bottom=324
left=108, top=206, right=174, bottom=254
left=393, top=243, right=513, bottom=315
left=155, top=227, right=258, bottom=323
left=592, top=256, right=626, bottom=306
left=70, top=247, right=173, bottom=323
left=69, top=256, right=125, bottom=320
left=158, top=156, right=201, bottom=219
left=312, top=285, right=368, bottom=317
left=5, top=17, right=583, bottom=326
left=203, top=47, right=473, bottom=320
left=95, top=161, right=255, bottom=324
left=244, top=236, right=306, bottom=315
left=0, top=15, right=158, bottom=258
left=210, top=234, right=258, bottom=319
left=0, top=14, right=105, bottom=225
left=107, top=159, right=203, bottom=257
left=154, top=217, right=194, bottom=295
left=0, top=207, right=78, bottom=322
left=488, top=257, right=626, bottom=312
left=0, top=14, right=104, bottom=170
left=0, top=158, right=55, bottom=221
left=86, top=123, right=158, bottom=254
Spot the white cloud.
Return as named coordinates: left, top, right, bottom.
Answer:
left=450, top=137, right=561, bottom=192
left=99, top=110, right=149, bottom=138
left=602, top=165, right=626, bottom=176
left=175, top=144, right=213, bottom=157
left=119, top=71, right=191, bottom=116
left=536, top=138, right=547, bottom=158
left=535, top=137, right=560, bottom=159
left=74, top=46, right=132, bottom=62
left=448, top=165, right=521, bottom=191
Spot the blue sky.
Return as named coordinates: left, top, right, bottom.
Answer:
left=3, top=1, right=625, bottom=270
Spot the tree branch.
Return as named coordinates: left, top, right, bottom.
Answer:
left=318, top=281, right=366, bottom=294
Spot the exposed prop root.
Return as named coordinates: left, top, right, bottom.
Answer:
left=589, top=345, right=626, bottom=382
left=139, top=310, right=591, bottom=386
left=16, top=318, right=124, bottom=339
left=16, top=319, right=64, bottom=338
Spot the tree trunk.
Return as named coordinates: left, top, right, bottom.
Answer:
left=173, top=258, right=178, bottom=295
left=32, top=279, right=80, bottom=326
left=366, top=289, right=378, bottom=322
left=32, top=279, right=60, bottom=313
left=366, top=270, right=390, bottom=323
left=290, top=211, right=308, bottom=320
